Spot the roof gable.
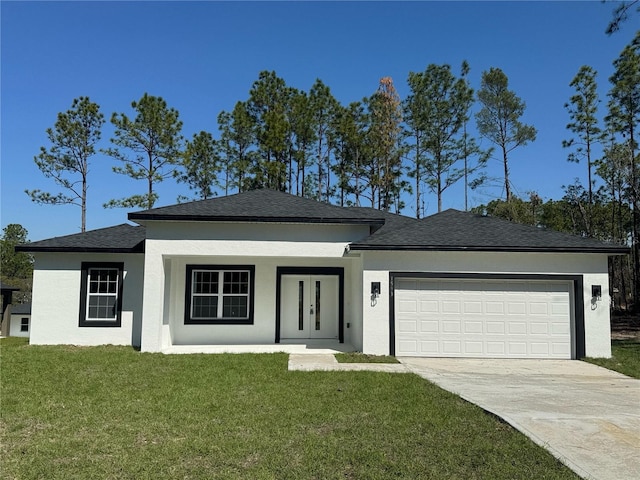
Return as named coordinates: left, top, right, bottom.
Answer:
left=350, top=209, right=629, bottom=254
left=128, top=189, right=385, bottom=226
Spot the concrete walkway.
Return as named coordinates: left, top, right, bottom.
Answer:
left=400, top=358, right=640, bottom=480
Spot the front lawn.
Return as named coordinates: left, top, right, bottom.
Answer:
left=584, top=339, right=640, bottom=379
left=1, top=339, right=578, bottom=479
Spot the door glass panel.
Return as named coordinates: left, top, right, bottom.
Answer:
left=315, top=280, right=321, bottom=330
left=298, top=280, right=304, bottom=330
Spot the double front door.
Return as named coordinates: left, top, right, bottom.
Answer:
left=280, top=275, right=339, bottom=339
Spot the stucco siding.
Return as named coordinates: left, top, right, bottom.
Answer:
left=139, top=228, right=362, bottom=351
left=29, top=253, right=144, bottom=347
left=145, top=221, right=371, bottom=244
left=361, top=251, right=612, bottom=358
left=9, top=314, right=30, bottom=338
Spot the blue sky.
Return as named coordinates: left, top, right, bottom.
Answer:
left=1, top=1, right=636, bottom=241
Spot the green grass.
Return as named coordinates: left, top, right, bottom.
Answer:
left=335, top=352, right=399, bottom=363
left=1, top=340, right=578, bottom=479
left=584, top=338, right=640, bottom=379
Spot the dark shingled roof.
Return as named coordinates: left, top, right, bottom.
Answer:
left=11, top=303, right=31, bottom=315
left=350, top=209, right=630, bottom=254
left=16, top=224, right=145, bottom=253
left=129, top=189, right=386, bottom=226
left=18, top=195, right=629, bottom=255
left=348, top=207, right=418, bottom=237
left=1, top=282, right=19, bottom=291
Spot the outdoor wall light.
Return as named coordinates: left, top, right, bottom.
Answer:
left=591, top=285, right=602, bottom=301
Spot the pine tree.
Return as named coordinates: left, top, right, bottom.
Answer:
left=476, top=68, right=537, bottom=202
left=175, top=131, right=221, bottom=200
left=104, top=93, right=183, bottom=209
left=218, top=102, right=256, bottom=194
left=368, top=77, right=404, bottom=211
left=308, top=79, right=339, bottom=202
left=606, top=32, right=640, bottom=309
left=563, top=65, right=601, bottom=212
left=405, top=63, right=488, bottom=213
left=27, top=97, right=104, bottom=231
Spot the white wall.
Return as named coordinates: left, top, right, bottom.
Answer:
left=361, top=250, right=613, bottom=358
left=139, top=221, right=368, bottom=352
left=29, top=253, right=144, bottom=347
left=9, top=314, right=30, bottom=338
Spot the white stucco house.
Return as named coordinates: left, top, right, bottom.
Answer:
left=17, top=189, right=628, bottom=358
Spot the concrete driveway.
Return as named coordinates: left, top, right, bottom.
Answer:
left=399, top=358, right=640, bottom=480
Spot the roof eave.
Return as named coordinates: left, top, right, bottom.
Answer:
left=128, top=213, right=385, bottom=226
left=15, top=243, right=145, bottom=254
left=348, top=244, right=631, bottom=254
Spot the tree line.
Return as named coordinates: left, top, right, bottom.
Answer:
left=27, top=31, right=639, bottom=311
left=29, top=65, right=534, bottom=218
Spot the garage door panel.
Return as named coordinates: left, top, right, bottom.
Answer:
left=398, top=340, right=418, bottom=353
left=551, top=322, right=570, bottom=335
left=508, top=322, right=527, bottom=335
left=529, top=302, right=549, bottom=315
left=397, top=319, right=418, bottom=333
left=508, top=342, right=527, bottom=355
left=442, top=341, right=462, bottom=354
left=441, top=301, right=461, bottom=313
left=464, top=301, right=482, bottom=313
left=486, top=302, right=505, bottom=314
left=463, top=321, right=483, bottom=333
left=442, top=320, right=461, bottom=333
left=507, top=302, right=526, bottom=315
left=420, top=320, right=439, bottom=333
left=530, top=322, right=550, bottom=335
left=530, top=343, right=550, bottom=355
left=486, top=321, right=505, bottom=334
left=420, top=300, right=439, bottom=313
left=464, top=341, right=483, bottom=354
left=551, top=303, right=569, bottom=316
left=397, top=299, right=417, bottom=313
left=552, top=343, right=571, bottom=356
left=487, top=342, right=506, bottom=355
left=395, top=278, right=573, bottom=359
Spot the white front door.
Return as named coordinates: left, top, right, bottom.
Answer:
left=280, top=275, right=339, bottom=339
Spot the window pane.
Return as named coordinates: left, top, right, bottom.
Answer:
left=194, top=271, right=218, bottom=294
left=298, top=280, right=304, bottom=330
left=223, top=296, right=247, bottom=318
left=89, top=269, right=118, bottom=294
left=223, top=271, right=249, bottom=294
left=88, top=295, right=117, bottom=319
left=315, top=280, right=321, bottom=330
left=192, top=296, right=218, bottom=319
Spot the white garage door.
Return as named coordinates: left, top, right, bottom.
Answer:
left=395, top=278, right=573, bottom=359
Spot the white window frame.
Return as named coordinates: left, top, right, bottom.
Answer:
left=79, top=262, right=124, bottom=327
left=185, top=265, right=255, bottom=325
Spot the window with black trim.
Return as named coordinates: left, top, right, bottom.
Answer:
left=185, top=265, right=255, bottom=324
left=20, top=317, right=29, bottom=332
left=79, top=262, right=124, bottom=327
